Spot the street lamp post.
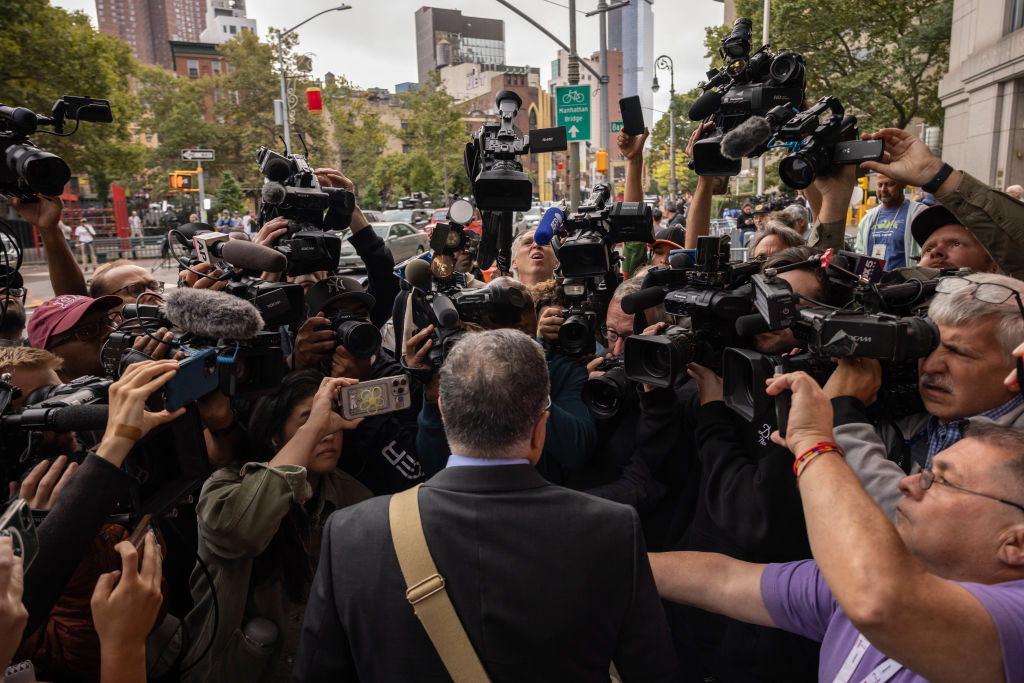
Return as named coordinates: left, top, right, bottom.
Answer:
left=652, top=55, right=675, bottom=202
left=277, top=5, right=351, bottom=154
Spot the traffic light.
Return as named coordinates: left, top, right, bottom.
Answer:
left=169, top=171, right=198, bottom=191
left=858, top=176, right=869, bottom=192
left=558, top=162, right=564, bottom=171
left=307, top=87, right=323, bottom=114
left=595, top=149, right=608, bottom=174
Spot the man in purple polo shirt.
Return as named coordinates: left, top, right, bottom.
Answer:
left=650, top=370, right=1024, bottom=682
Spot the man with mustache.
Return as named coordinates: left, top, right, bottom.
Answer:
left=823, top=271, right=1024, bottom=519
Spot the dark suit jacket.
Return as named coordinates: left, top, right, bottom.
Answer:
left=293, top=464, right=679, bottom=682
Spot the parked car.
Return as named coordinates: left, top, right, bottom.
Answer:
left=337, top=222, right=428, bottom=271
left=382, top=209, right=430, bottom=230
left=361, top=210, right=385, bottom=223
left=423, top=206, right=484, bottom=236
left=513, top=206, right=544, bottom=233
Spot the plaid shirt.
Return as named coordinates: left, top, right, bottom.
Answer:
left=926, top=393, right=1024, bottom=464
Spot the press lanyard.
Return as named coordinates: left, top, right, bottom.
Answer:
left=833, top=634, right=904, bottom=683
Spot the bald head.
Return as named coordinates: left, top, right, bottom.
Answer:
left=1007, top=185, right=1024, bottom=201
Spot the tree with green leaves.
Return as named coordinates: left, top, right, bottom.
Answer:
left=322, top=78, right=396, bottom=198
left=704, top=0, right=952, bottom=129
left=214, top=171, right=245, bottom=214
left=0, top=0, right=146, bottom=200
left=402, top=71, right=466, bottom=204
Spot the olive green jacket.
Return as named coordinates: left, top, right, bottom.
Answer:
left=183, top=462, right=371, bottom=683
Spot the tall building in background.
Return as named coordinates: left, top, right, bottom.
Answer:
left=414, top=7, right=506, bottom=83
left=200, top=0, right=257, bottom=44
left=95, top=0, right=205, bottom=68
left=608, top=0, right=654, bottom=123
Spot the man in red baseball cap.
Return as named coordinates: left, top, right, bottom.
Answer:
left=27, top=294, right=122, bottom=381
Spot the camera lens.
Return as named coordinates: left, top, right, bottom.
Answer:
left=779, top=155, right=815, bottom=190
left=582, top=366, right=629, bottom=420
left=559, top=315, right=595, bottom=356
left=769, top=52, right=804, bottom=86
left=6, top=143, right=71, bottom=196
left=336, top=320, right=382, bottom=357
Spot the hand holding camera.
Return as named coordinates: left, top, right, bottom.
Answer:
left=96, top=359, right=187, bottom=467
left=537, top=306, right=566, bottom=343
left=0, top=534, right=27, bottom=669
left=292, top=315, right=336, bottom=371
left=765, top=371, right=836, bottom=455
left=15, top=456, right=77, bottom=511
left=823, top=357, right=882, bottom=406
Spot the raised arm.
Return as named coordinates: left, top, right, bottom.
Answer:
left=767, top=371, right=1006, bottom=683
left=9, top=195, right=87, bottom=296
left=618, top=128, right=649, bottom=203
left=683, top=123, right=716, bottom=249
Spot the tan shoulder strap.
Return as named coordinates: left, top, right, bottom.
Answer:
left=389, top=484, right=491, bottom=682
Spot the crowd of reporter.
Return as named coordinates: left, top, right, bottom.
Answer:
left=0, top=118, right=1023, bottom=683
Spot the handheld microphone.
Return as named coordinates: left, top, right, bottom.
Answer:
left=620, top=287, right=668, bottom=315
left=688, top=90, right=723, bottom=122
left=533, top=206, right=565, bottom=247
left=0, top=404, right=109, bottom=432
left=261, top=181, right=287, bottom=205
left=720, top=116, right=773, bottom=160
left=194, top=233, right=286, bottom=272
left=404, top=258, right=433, bottom=290
left=163, top=287, right=264, bottom=340
left=734, top=313, right=772, bottom=337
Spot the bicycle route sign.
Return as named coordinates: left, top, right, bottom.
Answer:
left=556, top=85, right=591, bottom=141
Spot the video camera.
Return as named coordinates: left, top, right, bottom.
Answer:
left=687, top=17, right=806, bottom=176
left=722, top=254, right=944, bottom=424
left=464, top=90, right=567, bottom=213
left=622, top=236, right=773, bottom=387
left=256, top=145, right=355, bottom=276
left=0, top=95, right=112, bottom=200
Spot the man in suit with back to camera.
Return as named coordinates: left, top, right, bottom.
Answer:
left=293, top=328, right=678, bottom=682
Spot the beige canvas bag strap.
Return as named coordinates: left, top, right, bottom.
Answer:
left=389, top=484, right=491, bottom=682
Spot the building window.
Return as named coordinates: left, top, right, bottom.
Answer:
left=230, top=25, right=237, bottom=34
left=223, top=25, right=228, bottom=32
left=187, top=59, right=199, bottom=78
left=1012, top=0, right=1024, bottom=31
left=212, top=61, right=221, bottom=74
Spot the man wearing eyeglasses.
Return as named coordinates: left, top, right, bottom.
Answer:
left=0, top=275, right=29, bottom=345
left=825, top=272, right=1024, bottom=519
left=26, top=295, right=121, bottom=381
left=88, top=260, right=164, bottom=306
left=651, top=370, right=1024, bottom=683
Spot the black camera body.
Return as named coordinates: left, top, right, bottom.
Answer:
left=256, top=146, right=354, bottom=276
left=464, top=91, right=567, bottom=212
left=557, top=277, right=598, bottom=357
left=582, top=357, right=633, bottom=420
left=689, top=17, right=805, bottom=176
left=222, top=277, right=305, bottom=329
left=623, top=236, right=762, bottom=387
left=319, top=309, right=382, bottom=358
left=556, top=184, right=653, bottom=279
left=0, top=96, right=112, bottom=200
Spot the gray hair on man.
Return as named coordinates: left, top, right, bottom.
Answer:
left=928, top=272, right=1024, bottom=362
left=746, top=224, right=806, bottom=255
left=612, top=274, right=667, bottom=323
left=781, top=204, right=809, bottom=229
left=438, top=328, right=551, bottom=459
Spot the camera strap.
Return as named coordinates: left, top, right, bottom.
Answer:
left=389, top=485, right=492, bottom=682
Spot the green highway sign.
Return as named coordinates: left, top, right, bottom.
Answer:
left=610, top=121, right=624, bottom=133
left=556, top=85, right=591, bottom=142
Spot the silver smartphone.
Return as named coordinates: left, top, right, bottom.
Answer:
left=339, top=375, right=411, bottom=420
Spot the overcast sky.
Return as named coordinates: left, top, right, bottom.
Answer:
left=52, top=0, right=725, bottom=122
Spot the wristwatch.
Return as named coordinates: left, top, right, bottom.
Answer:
left=922, top=163, right=954, bottom=194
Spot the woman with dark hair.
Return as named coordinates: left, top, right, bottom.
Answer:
left=183, top=370, right=372, bottom=683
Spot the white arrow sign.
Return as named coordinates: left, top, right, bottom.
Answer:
left=181, top=149, right=215, bottom=161
left=568, top=125, right=580, bottom=139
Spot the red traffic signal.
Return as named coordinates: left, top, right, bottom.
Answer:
left=558, top=162, right=564, bottom=171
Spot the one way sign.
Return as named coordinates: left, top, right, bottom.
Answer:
left=181, top=148, right=215, bottom=161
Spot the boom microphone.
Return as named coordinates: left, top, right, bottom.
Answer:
left=620, top=287, right=668, bottom=315
left=404, top=258, right=433, bottom=290
left=720, top=116, right=773, bottom=160
left=261, top=181, right=287, bottom=205
left=163, top=287, right=264, bottom=340
left=533, top=206, right=564, bottom=247
left=688, top=90, right=723, bottom=122
left=218, top=240, right=287, bottom=272
left=0, top=404, right=109, bottom=432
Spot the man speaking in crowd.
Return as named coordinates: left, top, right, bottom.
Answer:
left=294, top=329, right=677, bottom=681
left=652, top=369, right=1024, bottom=683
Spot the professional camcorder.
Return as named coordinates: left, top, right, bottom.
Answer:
left=622, top=236, right=771, bottom=387
left=0, top=95, right=112, bottom=200
left=558, top=278, right=600, bottom=357
left=256, top=145, right=355, bottom=275
left=688, top=18, right=883, bottom=186
left=722, top=255, right=944, bottom=424
left=464, top=90, right=567, bottom=213
left=554, top=184, right=653, bottom=279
